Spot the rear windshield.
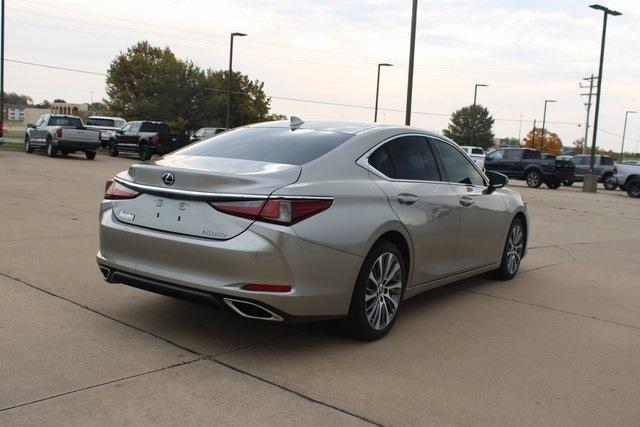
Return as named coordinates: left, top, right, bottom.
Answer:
left=49, top=116, right=82, bottom=127
left=86, top=118, right=115, bottom=127
left=140, top=122, right=171, bottom=134
left=175, top=127, right=353, bottom=165
left=471, top=148, right=484, bottom=155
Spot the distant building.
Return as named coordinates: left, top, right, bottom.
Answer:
left=493, top=137, right=521, bottom=148
left=50, top=102, right=89, bottom=117
left=24, top=108, right=52, bottom=125
left=2, top=104, right=26, bottom=122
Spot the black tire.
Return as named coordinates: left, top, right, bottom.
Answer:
left=85, top=151, right=96, bottom=160
left=562, top=180, right=573, bottom=186
left=108, top=141, right=119, bottom=157
left=490, top=216, right=526, bottom=281
left=139, top=145, right=152, bottom=161
left=24, top=137, right=34, bottom=154
left=525, top=170, right=543, bottom=188
left=602, top=174, right=617, bottom=191
left=626, top=179, right=640, bottom=198
left=46, top=137, right=58, bottom=158
left=344, top=241, right=406, bottom=341
left=546, top=181, right=561, bottom=189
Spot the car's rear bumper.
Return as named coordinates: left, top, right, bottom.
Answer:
left=58, top=139, right=100, bottom=151
left=97, top=204, right=362, bottom=320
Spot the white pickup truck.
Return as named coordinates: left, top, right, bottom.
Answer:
left=85, top=116, right=126, bottom=147
left=613, top=163, right=640, bottom=198
left=24, top=114, right=101, bottom=160
left=459, top=146, right=486, bottom=170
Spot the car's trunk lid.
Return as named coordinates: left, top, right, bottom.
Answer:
left=111, top=155, right=301, bottom=240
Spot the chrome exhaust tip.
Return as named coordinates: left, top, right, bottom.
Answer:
left=223, top=298, right=284, bottom=322
left=99, top=266, right=114, bottom=282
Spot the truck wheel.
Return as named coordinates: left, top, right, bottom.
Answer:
left=46, top=137, right=58, bottom=158
left=108, top=141, right=119, bottom=157
left=546, top=181, right=560, bottom=189
left=626, top=179, right=640, bottom=198
left=139, top=145, right=152, bottom=161
left=24, top=137, right=34, bottom=154
left=60, top=149, right=70, bottom=157
left=525, top=170, right=542, bottom=188
left=603, top=174, right=617, bottom=191
left=562, top=180, right=573, bottom=186
left=85, top=151, right=96, bottom=160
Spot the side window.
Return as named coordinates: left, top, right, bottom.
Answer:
left=368, top=136, right=441, bottom=181
left=600, top=156, right=614, bottom=166
left=573, top=156, right=586, bottom=165
left=522, top=150, right=537, bottom=159
left=432, top=139, right=485, bottom=186
left=471, top=147, right=484, bottom=155
left=129, top=123, right=140, bottom=133
left=504, top=150, right=522, bottom=160
left=486, top=150, right=504, bottom=161
left=121, top=123, right=131, bottom=133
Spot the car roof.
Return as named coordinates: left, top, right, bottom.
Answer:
left=249, top=120, right=450, bottom=139
left=87, top=116, right=124, bottom=120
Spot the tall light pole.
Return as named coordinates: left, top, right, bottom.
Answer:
left=588, top=4, right=621, bottom=172
left=405, top=0, right=417, bottom=126
left=540, top=99, right=556, bottom=151
left=620, top=110, right=636, bottom=161
left=226, top=32, right=247, bottom=130
left=470, top=83, right=488, bottom=146
left=374, top=63, right=393, bottom=122
left=1, top=0, right=5, bottom=142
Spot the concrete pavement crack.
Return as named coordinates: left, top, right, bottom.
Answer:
left=0, top=358, right=203, bottom=413
left=466, top=289, right=640, bottom=332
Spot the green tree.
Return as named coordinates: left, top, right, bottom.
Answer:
left=53, top=99, right=66, bottom=103
left=105, top=41, right=283, bottom=132
left=2, top=92, right=33, bottom=105
left=442, top=105, right=495, bottom=149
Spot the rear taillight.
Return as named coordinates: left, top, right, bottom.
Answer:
left=152, top=134, right=160, bottom=145
left=56, top=128, right=63, bottom=138
left=104, top=179, right=140, bottom=200
left=210, top=198, right=332, bottom=225
left=242, top=284, right=292, bottom=293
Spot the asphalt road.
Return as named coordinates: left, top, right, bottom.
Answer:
left=1, top=149, right=639, bottom=425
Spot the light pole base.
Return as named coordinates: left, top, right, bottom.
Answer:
left=582, top=173, right=598, bottom=193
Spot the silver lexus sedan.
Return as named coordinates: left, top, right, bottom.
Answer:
left=97, top=119, right=528, bottom=340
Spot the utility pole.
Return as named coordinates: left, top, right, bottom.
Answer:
left=226, top=32, right=247, bottom=130
left=532, top=119, right=537, bottom=148
left=518, top=114, right=523, bottom=142
left=1, top=0, right=5, bottom=141
left=580, top=74, right=597, bottom=155
left=620, top=110, right=636, bottom=161
left=405, top=0, right=417, bottom=126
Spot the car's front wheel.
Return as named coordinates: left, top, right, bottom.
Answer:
left=85, top=151, right=96, bottom=160
left=626, top=179, right=640, bottom=198
left=24, top=137, right=34, bottom=154
left=490, top=216, right=525, bottom=280
left=345, top=242, right=406, bottom=341
left=603, top=174, right=617, bottom=191
left=525, top=170, right=542, bottom=188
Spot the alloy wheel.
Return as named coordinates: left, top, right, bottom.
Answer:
left=365, top=252, right=402, bottom=330
left=505, top=221, right=524, bottom=275
left=526, top=172, right=541, bottom=188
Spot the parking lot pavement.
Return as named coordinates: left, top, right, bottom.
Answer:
left=1, top=149, right=640, bottom=425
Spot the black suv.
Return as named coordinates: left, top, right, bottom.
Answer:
left=485, top=148, right=575, bottom=189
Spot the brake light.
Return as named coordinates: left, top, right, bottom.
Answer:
left=104, top=179, right=140, bottom=200
left=152, top=134, right=160, bottom=145
left=242, top=284, right=292, bottom=293
left=56, top=128, right=63, bottom=138
left=210, top=198, right=332, bottom=225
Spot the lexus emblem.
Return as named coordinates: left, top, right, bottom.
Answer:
left=161, top=172, right=175, bottom=186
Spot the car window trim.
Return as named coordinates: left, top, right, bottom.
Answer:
left=356, top=133, right=444, bottom=184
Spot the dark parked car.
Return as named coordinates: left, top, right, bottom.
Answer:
left=563, top=154, right=616, bottom=190
left=485, top=147, right=575, bottom=189
left=191, top=127, right=226, bottom=142
left=108, top=121, right=189, bottom=160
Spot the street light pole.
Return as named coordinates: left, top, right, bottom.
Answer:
left=620, top=110, right=636, bottom=161
left=589, top=4, right=621, bottom=172
left=470, top=83, right=488, bottom=146
left=405, top=0, right=417, bottom=126
left=226, top=32, right=247, bottom=130
left=1, top=0, right=5, bottom=140
left=374, top=63, right=393, bottom=122
left=540, top=99, right=556, bottom=151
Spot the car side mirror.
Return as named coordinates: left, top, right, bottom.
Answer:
left=485, top=171, right=508, bottom=194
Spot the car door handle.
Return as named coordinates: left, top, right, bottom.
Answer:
left=397, top=194, right=419, bottom=205
left=460, top=196, right=475, bottom=207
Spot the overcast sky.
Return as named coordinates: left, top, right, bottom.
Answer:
left=4, top=0, right=640, bottom=151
